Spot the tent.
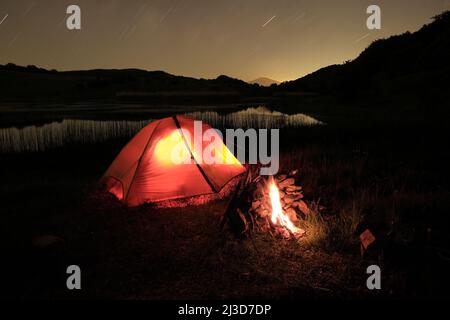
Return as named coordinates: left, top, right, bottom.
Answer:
left=101, top=115, right=245, bottom=206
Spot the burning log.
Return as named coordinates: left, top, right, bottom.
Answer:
left=285, top=208, right=298, bottom=222
left=278, top=178, right=295, bottom=189
left=268, top=177, right=305, bottom=238
left=223, top=166, right=309, bottom=239
left=249, top=173, right=309, bottom=238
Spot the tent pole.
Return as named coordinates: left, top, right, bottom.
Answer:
left=172, top=115, right=219, bottom=193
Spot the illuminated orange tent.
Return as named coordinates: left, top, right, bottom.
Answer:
left=101, top=115, right=245, bottom=207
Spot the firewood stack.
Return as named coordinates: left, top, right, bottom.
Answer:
left=250, top=170, right=309, bottom=238
left=222, top=167, right=309, bottom=239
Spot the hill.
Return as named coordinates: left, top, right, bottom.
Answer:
left=1, top=11, right=450, bottom=108
left=0, top=64, right=261, bottom=102
left=278, top=11, right=450, bottom=108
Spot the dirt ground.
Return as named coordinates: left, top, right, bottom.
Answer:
left=0, top=144, right=370, bottom=300
left=2, top=123, right=450, bottom=300
left=13, top=194, right=372, bottom=300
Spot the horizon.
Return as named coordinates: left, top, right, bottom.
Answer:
left=1, top=1, right=449, bottom=82
left=1, top=62, right=286, bottom=84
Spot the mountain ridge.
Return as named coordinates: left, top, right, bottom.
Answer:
left=1, top=10, right=449, bottom=105
left=278, top=10, right=450, bottom=103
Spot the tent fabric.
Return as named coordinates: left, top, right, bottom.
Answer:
left=101, top=115, right=245, bottom=207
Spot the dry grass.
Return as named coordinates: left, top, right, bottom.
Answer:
left=0, top=107, right=323, bottom=153
left=2, top=107, right=450, bottom=298
left=276, top=140, right=446, bottom=253
left=298, top=200, right=362, bottom=250
left=187, top=106, right=324, bottom=129
left=0, top=119, right=151, bottom=153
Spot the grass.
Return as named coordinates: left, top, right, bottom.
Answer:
left=272, top=124, right=450, bottom=300
left=295, top=192, right=367, bottom=250
left=0, top=107, right=322, bottom=153
left=0, top=119, right=151, bottom=153
left=188, top=106, right=324, bottom=129
left=1, top=109, right=450, bottom=299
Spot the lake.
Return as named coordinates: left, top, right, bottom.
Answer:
left=0, top=105, right=323, bottom=153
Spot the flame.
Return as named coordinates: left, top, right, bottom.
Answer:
left=269, top=177, right=302, bottom=235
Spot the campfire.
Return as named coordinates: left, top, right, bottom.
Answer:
left=268, top=177, right=304, bottom=237
left=224, top=169, right=308, bottom=239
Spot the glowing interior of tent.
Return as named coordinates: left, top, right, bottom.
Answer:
left=154, top=129, right=241, bottom=166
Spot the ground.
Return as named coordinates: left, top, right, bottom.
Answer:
left=5, top=192, right=369, bottom=300
left=1, top=113, right=450, bottom=299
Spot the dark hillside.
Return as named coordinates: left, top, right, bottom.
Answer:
left=278, top=11, right=450, bottom=109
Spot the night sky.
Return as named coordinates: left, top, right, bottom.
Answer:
left=1, top=0, right=449, bottom=81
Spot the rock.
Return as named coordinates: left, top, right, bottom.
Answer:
left=278, top=178, right=295, bottom=189
left=32, top=235, right=64, bottom=250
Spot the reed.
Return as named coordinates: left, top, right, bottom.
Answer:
left=0, top=119, right=151, bottom=153
left=187, top=106, right=324, bottom=129
left=0, top=107, right=324, bottom=153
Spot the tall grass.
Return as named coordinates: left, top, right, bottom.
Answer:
left=280, top=146, right=369, bottom=250
left=0, top=106, right=324, bottom=153
left=187, top=106, right=324, bottom=129
left=0, top=119, right=151, bottom=153
left=301, top=200, right=363, bottom=250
